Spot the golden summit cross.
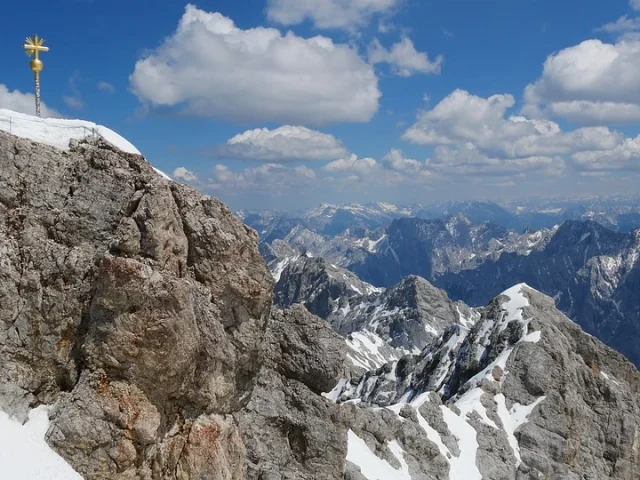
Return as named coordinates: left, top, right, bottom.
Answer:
left=23, top=35, right=50, bottom=117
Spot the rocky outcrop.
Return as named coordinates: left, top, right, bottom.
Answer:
left=236, top=304, right=348, bottom=479
left=336, top=284, right=640, bottom=480
left=273, top=255, right=477, bottom=372
left=437, top=220, right=640, bottom=367
left=0, top=131, right=273, bottom=478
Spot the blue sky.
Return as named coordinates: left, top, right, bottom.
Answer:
left=1, top=0, right=639, bottom=210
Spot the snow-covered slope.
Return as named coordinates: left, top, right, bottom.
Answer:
left=0, top=109, right=171, bottom=180
left=0, top=406, right=82, bottom=479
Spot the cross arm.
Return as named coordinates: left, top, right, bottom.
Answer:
left=24, top=44, right=49, bottom=52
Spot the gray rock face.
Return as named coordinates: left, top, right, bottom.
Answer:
left=0, top=131, right=273, bottom=478
left=437, top=220, right=640, bottom=367
left=335, top=284, right=640, bottom=480
left=272, top=255, right=477, bottom=372
left=236, top=304, right=348, bottom=480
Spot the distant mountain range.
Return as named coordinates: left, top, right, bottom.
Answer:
left=239, top=196, right=640, bottom=238
left=256, top=202, right=640, bottom=368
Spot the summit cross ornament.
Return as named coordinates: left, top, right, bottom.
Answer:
left=24, top=35, right=50, bottom=117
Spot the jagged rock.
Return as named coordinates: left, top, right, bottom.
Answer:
left=437, top=220, right=640, bottom=367
left=236, top=305, right=348, bottom=479
left=264, top=305, right=346, bottom=394
left=273, top=255, right=477, bottom=372
left=335, top=284, right=640, bottom=480
left=0, top=131, right=273, bottom=478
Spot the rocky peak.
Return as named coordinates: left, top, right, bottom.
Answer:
left=0, top=130, right=276, bottom=478
left=336, top=283, right=640, bottom=479
left=436, top=219, right=640, bottom=367
left=273, top=255, right=378, bottom=322
left=545, top=219, right=627, bottom=256
left=272, top=254, right=477, bottom=373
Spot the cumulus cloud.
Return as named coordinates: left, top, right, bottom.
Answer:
left=322, top=153, right=378, bottom=174
left=572, top=136, right=640, bottom=171
left=368, top=36, right=443, bottom=76
left=403, top=89, right=629, bottom=176
left=205, top=148, right=436, bottom=206
left=523, top=39, right=640, bottom=124
left=129, top=5, right=380, bottom=125
left=427, top=145, right=565, bottom=177
left=320, top=152, right=436, bottom=187
left=210, top=163, right=317, bottom=196
left=266, top=0, right=399, bottom=30
left=0, top=84, right=60, bottom=118
left=405, top=89, right=621, bottom=155
left=97, top=81, right=115, bottom=94
left=173, top=167, right=199, bottom=182
left=381, top=148, right=423, bottom=171
left=210, top=126, right=348, bottom=162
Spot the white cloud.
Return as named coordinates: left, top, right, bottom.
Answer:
left=523, top=39, right=640, bottom=124
left=427, top=145, right=565, bottom=177
left=378, top=20, right=396, bottom=33
left=210, top=163, right=317, bottom=196
left=0, top=84, right=60, bottom=118
left=206, top=149, right=436, bottom=204
left=368, top=36, right=443, bottom=76
left=403, top=89, right=627, bottom=176
left=97, top=81, right=116, bottom=94
left=572, top=136, right=640, bottom=171
left=63, top=95, right=84, bottom=110
left=599, top=15, right=640, bottom=34
left=381, top=148, right=422, bottom=171
left=211, top=126, right=348, bottom=162
left=266, top=0, right=399, bottom=30
left=322, top=153, right=378, bottom=174
left=173, top=167, right=199, bottom=182
left=598, top=1, right=640, bottom=35
left=129, top=5, right=380, bottom=125
left=321, top=152, right=436, bottom=186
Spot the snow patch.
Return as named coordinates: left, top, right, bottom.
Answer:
left=521, top=330, right=542, bottom=343
left=347, top=331, right=386, bottom=364
left=501, top=284, right=530, bottom=324
left=0, top=109, right=171, bottom=180
left=494, top=394, right=546, bottom=466
left=424, top=323, right=438, bottom=336
left=455, top=388, right=498, bottom=429
left=0, top=405, right=83, bottom=479
left=414, top=407, right=451, bottom=460
left=600, top=371, right=621, bottom=386
left=346, top=430, right=412, bottom=480
left=440, top=406, right=482, bottom=480
left=579, top=232, right=591, bottom=243
left=271, top=258, right=291, bottom=282
left=323, top=378, right=348, bottom=402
